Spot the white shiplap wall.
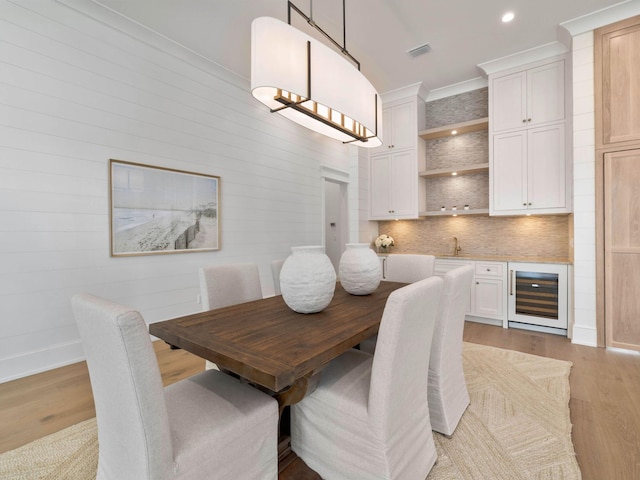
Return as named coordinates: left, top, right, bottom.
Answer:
left=0, top=0, right=365, bottom=382
left=570, top=32, right=598, bottom=346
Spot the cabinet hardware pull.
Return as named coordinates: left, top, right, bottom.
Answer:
left=527, top=118, right=531, bottom=122
left=510, top=269, right=514, bottom=295
left=522, top=119, right=526, bottom=123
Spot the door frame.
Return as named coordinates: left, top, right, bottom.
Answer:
left=321, top=166, right=350, bottom=272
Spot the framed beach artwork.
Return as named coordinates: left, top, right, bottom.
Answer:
left=109, top=159, right=220, bottom=256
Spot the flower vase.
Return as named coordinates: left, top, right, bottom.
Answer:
left=280, top=246, right=336, bottom=314
left=339, top=243, right=382, bottom=295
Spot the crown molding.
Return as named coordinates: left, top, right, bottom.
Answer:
left=560, top=0, right=640, bottom=36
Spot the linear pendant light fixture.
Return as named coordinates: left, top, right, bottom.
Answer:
left=251, top=1, right=382, bottom=147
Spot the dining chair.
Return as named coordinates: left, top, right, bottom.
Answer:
left=270, top=258, right=285, bottom=296
left=382, top=253, right=435, bottom=283
left=199, top=262, right=263, bottom=310
left=291, top=276, right=443, bottom=480
left=428, top=264, right=475, bottom=436
left=199, top=263, right=263, bottom=370
left=360, top=253, right=435, bottom=353
left=71, top=293, right=278, bottom=480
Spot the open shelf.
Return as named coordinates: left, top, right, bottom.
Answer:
left=419, top=162, right=489, bottom=178
left=419, top=117, right=489, bottom=140
left=419, top=208, right=490, bottom=217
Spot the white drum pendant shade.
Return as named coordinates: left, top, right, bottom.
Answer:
left=251, top=17, right=382, bottom=148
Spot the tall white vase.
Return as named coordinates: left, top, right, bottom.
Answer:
left=280, top=246, right=336, bottom=314
left=338, top=243, right=382, bottom=295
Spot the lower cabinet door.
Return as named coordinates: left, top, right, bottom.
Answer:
left=473, top=277, right=504, bottom=319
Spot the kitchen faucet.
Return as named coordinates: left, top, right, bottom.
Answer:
left=453, top=236, right=461, bottom=256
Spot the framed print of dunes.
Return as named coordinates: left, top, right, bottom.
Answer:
left=109, top=159, right=220, bottom=256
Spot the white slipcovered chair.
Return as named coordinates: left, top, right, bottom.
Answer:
left=291, top=276, right=443, bottom=480
left=360, top=253, right=435, bottom=353
left=71, top=293, right=278, bottom=480
left=382, top=253, right=435, bottom=283
left=199, top=263, right=263, bottom=370
left=428, top=264, right=474, bottom=436
left=198, top=262, right=263, bottom=310
left=270, top=258, right=285, bottom=296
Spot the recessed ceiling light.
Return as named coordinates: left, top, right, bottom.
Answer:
left=502, top=12, right=515, bottom=23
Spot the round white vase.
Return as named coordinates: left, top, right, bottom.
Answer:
left=338, top=243, right=382, bottom=295
left=280, top=246, right=337, bottom=314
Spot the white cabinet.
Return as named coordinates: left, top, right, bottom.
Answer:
left=370, top=150, right=417, bottom=219
left=492, top=123, right=566, bottom=214
left=369, top=91, right=425, bottom=220
left=473, top=262, right=506, bottom=321
left=434, top=258, right=507, bottom=327
left=489, top=55, right=571, bottom=216
left=373, top=101, right=416, bottom=152
left=491, top=59, right=565, bottom=133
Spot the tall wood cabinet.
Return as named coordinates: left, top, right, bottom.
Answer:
left=489, top=56, right=572, bottom=216
left=369, top=91, right=425, bottom=220
left=595, top=15, right=640, bottom=351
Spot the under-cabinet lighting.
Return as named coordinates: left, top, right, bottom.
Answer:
left=451, top=172, right=458, bottom=176
left=451, top=130, right=458, bottom=135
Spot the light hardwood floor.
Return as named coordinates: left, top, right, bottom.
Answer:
left=1, top=323, right=639, bottom=479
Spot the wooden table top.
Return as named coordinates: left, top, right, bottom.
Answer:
left=149, top=281, right=405, bottom=392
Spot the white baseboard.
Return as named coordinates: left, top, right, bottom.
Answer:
left=465, top=315, right=503, bottom=327
left=0, top=340, right=85, bottom=384
left=570, top=324, right=598, bottom=347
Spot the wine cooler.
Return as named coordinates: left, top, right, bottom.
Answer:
left=507, top=262, right=568, bottom=334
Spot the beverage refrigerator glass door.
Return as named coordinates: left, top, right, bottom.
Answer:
left=507, top=262, right=568, bottom=332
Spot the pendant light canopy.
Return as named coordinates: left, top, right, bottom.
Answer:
left=251, top=2, right=382, bottom=148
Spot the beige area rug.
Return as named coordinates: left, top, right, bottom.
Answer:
left=0, top=343, right=580, bottom=480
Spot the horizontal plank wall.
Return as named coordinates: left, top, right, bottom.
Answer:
left=0, top=0, right=358, bottom=382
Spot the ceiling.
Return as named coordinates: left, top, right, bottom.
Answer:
left=95, top=0, right=624, bottom=96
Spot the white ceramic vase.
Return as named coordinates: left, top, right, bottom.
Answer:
left=338, top=243, right=382, bottom=295
left=280, top=246, right=337, bottom=314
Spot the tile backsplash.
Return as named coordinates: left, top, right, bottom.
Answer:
left=378, top=215, right=571, bottom=260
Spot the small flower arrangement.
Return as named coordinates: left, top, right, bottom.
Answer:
left=375, top=234, right=395, bottom=252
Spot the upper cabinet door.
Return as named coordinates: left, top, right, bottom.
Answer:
left=596, top=18, right=640, bottom=148
left=527, top=60, right=565, bottom=127
left=491, top=72, right=527, bottom=133
left=491, top=60, right=565, bottom=133
left=373, top=101, right=416, bottom=152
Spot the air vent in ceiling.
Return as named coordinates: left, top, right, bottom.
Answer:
left=407, top=43, right=431, bottom=58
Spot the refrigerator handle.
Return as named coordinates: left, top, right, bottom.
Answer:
left=510, top=269, right=514, bottom=296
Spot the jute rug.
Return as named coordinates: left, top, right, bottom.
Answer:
left=0, top=343, right=580, bottom=479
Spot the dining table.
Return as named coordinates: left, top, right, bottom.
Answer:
left=149, top=280, right=406, bottom=471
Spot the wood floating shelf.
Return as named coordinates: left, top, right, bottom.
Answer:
left=419, top=117, right=489, bottom=140
left=419, top=162, right=489, bottom=178
left=419, top=208, right=490, bottom=217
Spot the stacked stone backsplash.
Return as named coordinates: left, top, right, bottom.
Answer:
left=379, top=215, right=570, bottom=260
left=424, top=88, right=488, bottom=128
left=424, top=88, right=489, bottom=212
left=379, top=86, right=570, bottom=261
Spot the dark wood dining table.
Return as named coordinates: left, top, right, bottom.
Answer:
left=149, top=280, right=405, bottom=471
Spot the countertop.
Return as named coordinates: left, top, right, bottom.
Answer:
left=378, top=252, right=572, bottom=265
left=434, top=254, right=572, bottom=264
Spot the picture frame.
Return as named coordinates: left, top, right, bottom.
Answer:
left=109, top=159, right=220, bottom=256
